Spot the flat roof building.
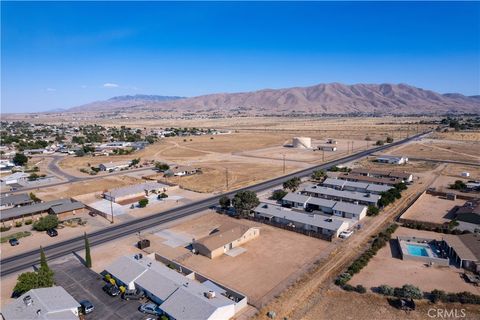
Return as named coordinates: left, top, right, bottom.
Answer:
left=337, top=172, right=402, bottom=186
left=104, top=255, right=246, bottom=320
left=0, top=199, right=85, bottom=222
left=350, top=168, right=413, bottom=183
left=254, top=203, right=349, bottom=238
left=99, top=160, right=131, bottom=171
left=103, top=181, right=169, bottom=203
left=301, top=184, right=380, bottom=206
left=322, top=178, right=392, bottom=194
left=375, top=155, right=408, bottom=165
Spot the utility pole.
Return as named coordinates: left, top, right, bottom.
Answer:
left=109, top=192, right=114, bottom=224
left=322, top=149, right=325, bottom=162
left=351, top=141, right=354, bottom=153
left=283, top=154, right=286, bottom=174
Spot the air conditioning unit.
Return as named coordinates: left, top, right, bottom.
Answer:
left=204, top=290, right=216, bottom=299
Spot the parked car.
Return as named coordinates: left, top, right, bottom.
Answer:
left=79, top=300, right=94, bottom=314
left=122, top=289, right=144, bottom=300
left=305, top=207, right=314, bottom=213
left=102, top=283, right=121, bottom=297
left=46, top=228, right=58, bottom=237
left=339, top=230, right=354, bottom=239
left=139, top=303, right=162, bottom=316
left=9, top=238, right=19, bottom=246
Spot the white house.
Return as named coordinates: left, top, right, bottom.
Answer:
left=1, top=287, right=81, bottom=320
left=0, top=172, right=29, bottom=185
left=99, top=160, right=131, bottom=171
left=375, top=155, right=408, bottom=165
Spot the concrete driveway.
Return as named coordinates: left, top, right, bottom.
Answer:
left=51, top=256, right=151, bottom=320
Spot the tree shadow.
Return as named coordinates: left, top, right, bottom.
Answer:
left=72, top=251, right=86, bottom=267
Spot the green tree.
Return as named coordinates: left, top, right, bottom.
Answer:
left=155, top=162, right=170, bottom=171
left=84, top=232, right=92, bottom=268
left=232, top=190, right=260, bottom=217
left=375, top=140, right=384, bottom=146
left=270, top=189, right=288, bottom=201
left=394, top=284, right=423, bottom=299
left=13, top=153, right=28, bottom=166
left=39, top=246, right=49, bottom=271
left=367, top=205, right=380, bottom=216
left=28, top=173, right=39, bottom=181
left=449, top=180, right=466, bottom=190
left=283, top=177, right=301, bottom=192
left=138, top=198, right=149, bottom=208
left=13, top=272, right=39, bottom=295
left=219, top=195, right=231, bottom=209
left=130, top=158, right=141, bottom=166
left=386, top=136, right=394, bottom=143
left=29, top=192, right=41, bottom=202
left=311, top=169, right=326, bottom=181
left=33, top=215, right=59, bottom=231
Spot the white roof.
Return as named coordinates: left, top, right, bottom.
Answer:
left=1, top=286, right=80, bottom=320
left=104, top=182, right=168, bottom=198
left=0, top=172, right=28, bottom=182
left=302, top=185, right=380, bottom=203
left=332, top=201, right=367, bottom=215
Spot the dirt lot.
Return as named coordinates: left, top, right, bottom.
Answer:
left=350, top=227, right=480, bottom=295
left=430, top=130, right=480, bottom=142
left=388, top=139, right=480, bottom=162
left=301, top=289, right=480, bottom=320
left=144, top=212, right=334, bottom=307
left=400, top=193, right=465, bottom=224
left=34, top=175, right=144, bottom=200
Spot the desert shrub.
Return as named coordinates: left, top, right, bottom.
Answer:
left=378, top=285, right=395, bottom=296
left=342, top=284, right=355, bottom=292
left=138, top=199, right=149, bottom=208
left=270, top=189, right=288, bottom=201
left=394, top=284, right=423, bottom=299
left=25, top=219, right=33, bottom=225
left=335, top=273, right=352, bottom=286
left=355, top=285, right=367, bottom=294
left=0, top=226, right=11, bottom=232
left=15, top=221, right=23, bottom=227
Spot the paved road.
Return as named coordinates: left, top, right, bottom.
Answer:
left=0, top=132, right=428, bottom=277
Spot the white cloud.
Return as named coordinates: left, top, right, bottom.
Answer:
left=46, top=88, right=56, bottom=92
left=103, top=83, right=119, bottom=88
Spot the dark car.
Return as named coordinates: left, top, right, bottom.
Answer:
left=46, top=228, right=58, bottom=237
left=9, top=238, right=19, bottom=246
left=102, top=283, right=121, bottom=297
left=122, top=289, right=144, bottom=300
left=79, top=300, right=94, bottom=314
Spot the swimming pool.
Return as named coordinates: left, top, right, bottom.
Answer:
left=406, top=244, right=429, bottom=257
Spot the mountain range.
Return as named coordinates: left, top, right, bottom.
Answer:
left=68, top=83, right=480, bottom=115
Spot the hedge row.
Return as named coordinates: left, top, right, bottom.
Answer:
left=429, top=289, right=480, bottom=305
left=335, top=224, right=398, bottom=286
left=402, top=222, right=471, bottom=235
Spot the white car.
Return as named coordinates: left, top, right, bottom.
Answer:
left=339, top=230, right=354, bottom=239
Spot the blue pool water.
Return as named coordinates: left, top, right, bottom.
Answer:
left=406, top=244, right=429, bottom=257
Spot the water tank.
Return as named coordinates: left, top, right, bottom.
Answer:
left=292, top=137, right=312, bottom=149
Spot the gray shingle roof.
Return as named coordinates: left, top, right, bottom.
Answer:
left=0, top=193, right=33, bottom=207
left=0, top=199, right=84, bottom=221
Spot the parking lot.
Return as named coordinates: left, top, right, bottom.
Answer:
left=51, top=256, right=151, bottom=320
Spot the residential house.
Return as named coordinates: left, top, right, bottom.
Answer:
left=1, top=286, right=81, bottom=320
left=193, top=221, right=260, bottom=259
left=442, top=234, right=480, bottom=273
left=0, top=172, right=29, bottom=185
left=0, top=193, right=33, bottom=209
left=99, top=160, right=131, bottom=171
left=375, top=155, right=409, bottom=165
left=102, top=182, right=169, bottom=203
left=0, top=199, right=85, bottom=222
left=322, top=178, right=392, bottom=194
left=165, top=165, right=198, bottom=176
left=350, top=168, right=413, bottom=183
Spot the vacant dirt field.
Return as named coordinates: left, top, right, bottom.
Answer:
left=34, top=175, right=143, bottom=200
left=354, top=157, right=439, bottom=173
left=400, top=193, right=465, bottom=224
left=301, top=289, right=480, bottom=320
left=146, top=212, right=334, bottom=307
left=389, top=139, right=480, bottom=162
left=431, top=130, right=480, bottom=142
left=350, top=227, right=480, bottom=295
left=440, top=163, right=480, bottom=180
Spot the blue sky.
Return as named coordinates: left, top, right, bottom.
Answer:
left=2, top=1, right=479, bottom=113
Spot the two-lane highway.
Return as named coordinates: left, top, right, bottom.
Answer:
left=0, top=132, right=428, bottom=277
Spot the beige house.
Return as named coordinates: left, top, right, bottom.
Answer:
left=193, top=222, right=260, bottom=259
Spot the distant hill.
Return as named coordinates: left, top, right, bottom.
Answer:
left=68, top=83, right=480, bottom=115
left=69, top=94, right=184, bottom=112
